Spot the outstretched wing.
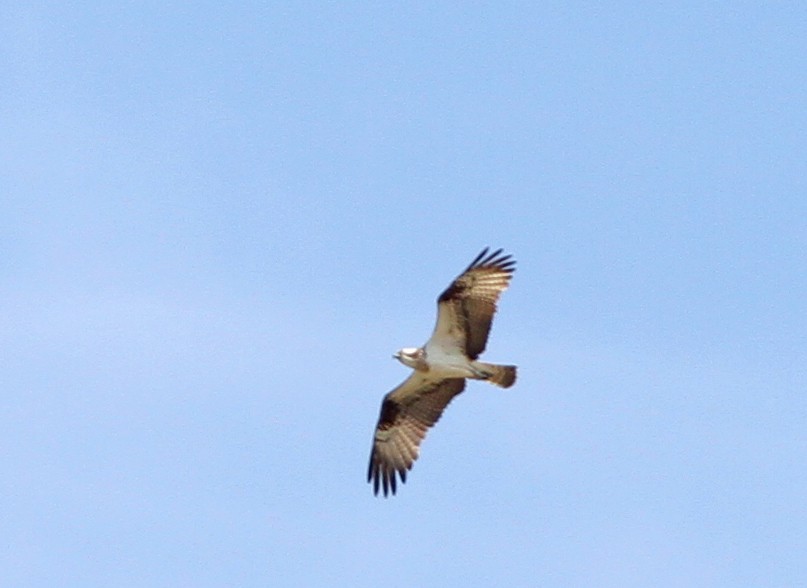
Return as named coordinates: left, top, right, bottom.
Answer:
left=367, top=374, right=466, bottom=497
left=430, top=247, right=516, bottom=359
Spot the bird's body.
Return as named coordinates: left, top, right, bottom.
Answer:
left=367, top=248, right=517, bottom=496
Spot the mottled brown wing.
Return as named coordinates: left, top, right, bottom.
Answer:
left=432, top=248, right=516, bottom=359
left=367, top=374, right=466, bottom=497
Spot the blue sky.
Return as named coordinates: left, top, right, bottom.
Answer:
left=3, top=3, right=806, bottom=586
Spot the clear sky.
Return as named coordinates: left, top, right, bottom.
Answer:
left=3, top=3, right=806, bottom=587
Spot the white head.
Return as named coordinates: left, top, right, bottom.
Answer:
left=393, top=347, right=422, bottom=368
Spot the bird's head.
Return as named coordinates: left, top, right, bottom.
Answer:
left=393, top=347, right=422, bottom=368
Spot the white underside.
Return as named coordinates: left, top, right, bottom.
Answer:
left=422, top=341, right=479, bottom=378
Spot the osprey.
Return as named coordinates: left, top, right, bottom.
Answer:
left=367, top=247, right=517, bottom=497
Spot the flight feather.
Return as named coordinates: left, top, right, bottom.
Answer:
left=433, top=247, right=516, bottom=359
left=367, top=375, right=466, bottom=496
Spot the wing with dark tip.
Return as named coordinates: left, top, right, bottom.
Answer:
left=367, top=374, right=466, bottom=497
left=430, top=247, right=516, bottom=359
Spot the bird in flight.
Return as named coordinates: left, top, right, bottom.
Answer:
left=367, top=247, right=517, bottom=496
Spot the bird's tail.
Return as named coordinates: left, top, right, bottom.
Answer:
left=474, top=362, right=517, bottom=388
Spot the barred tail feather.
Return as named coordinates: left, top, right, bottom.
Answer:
left=475, top=363, right=517, bottom=388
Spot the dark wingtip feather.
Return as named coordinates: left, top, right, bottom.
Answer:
left=471, top=247, right=516, bottom=274
left=463, top=247, right=516, bottom=271
left=367, top=462, right=408, bottom=497
left=464, top=247, right=490, bottom=272
left=369, top=460, right=379, bottom=494
left=480, top=247, right=503, bottom=265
